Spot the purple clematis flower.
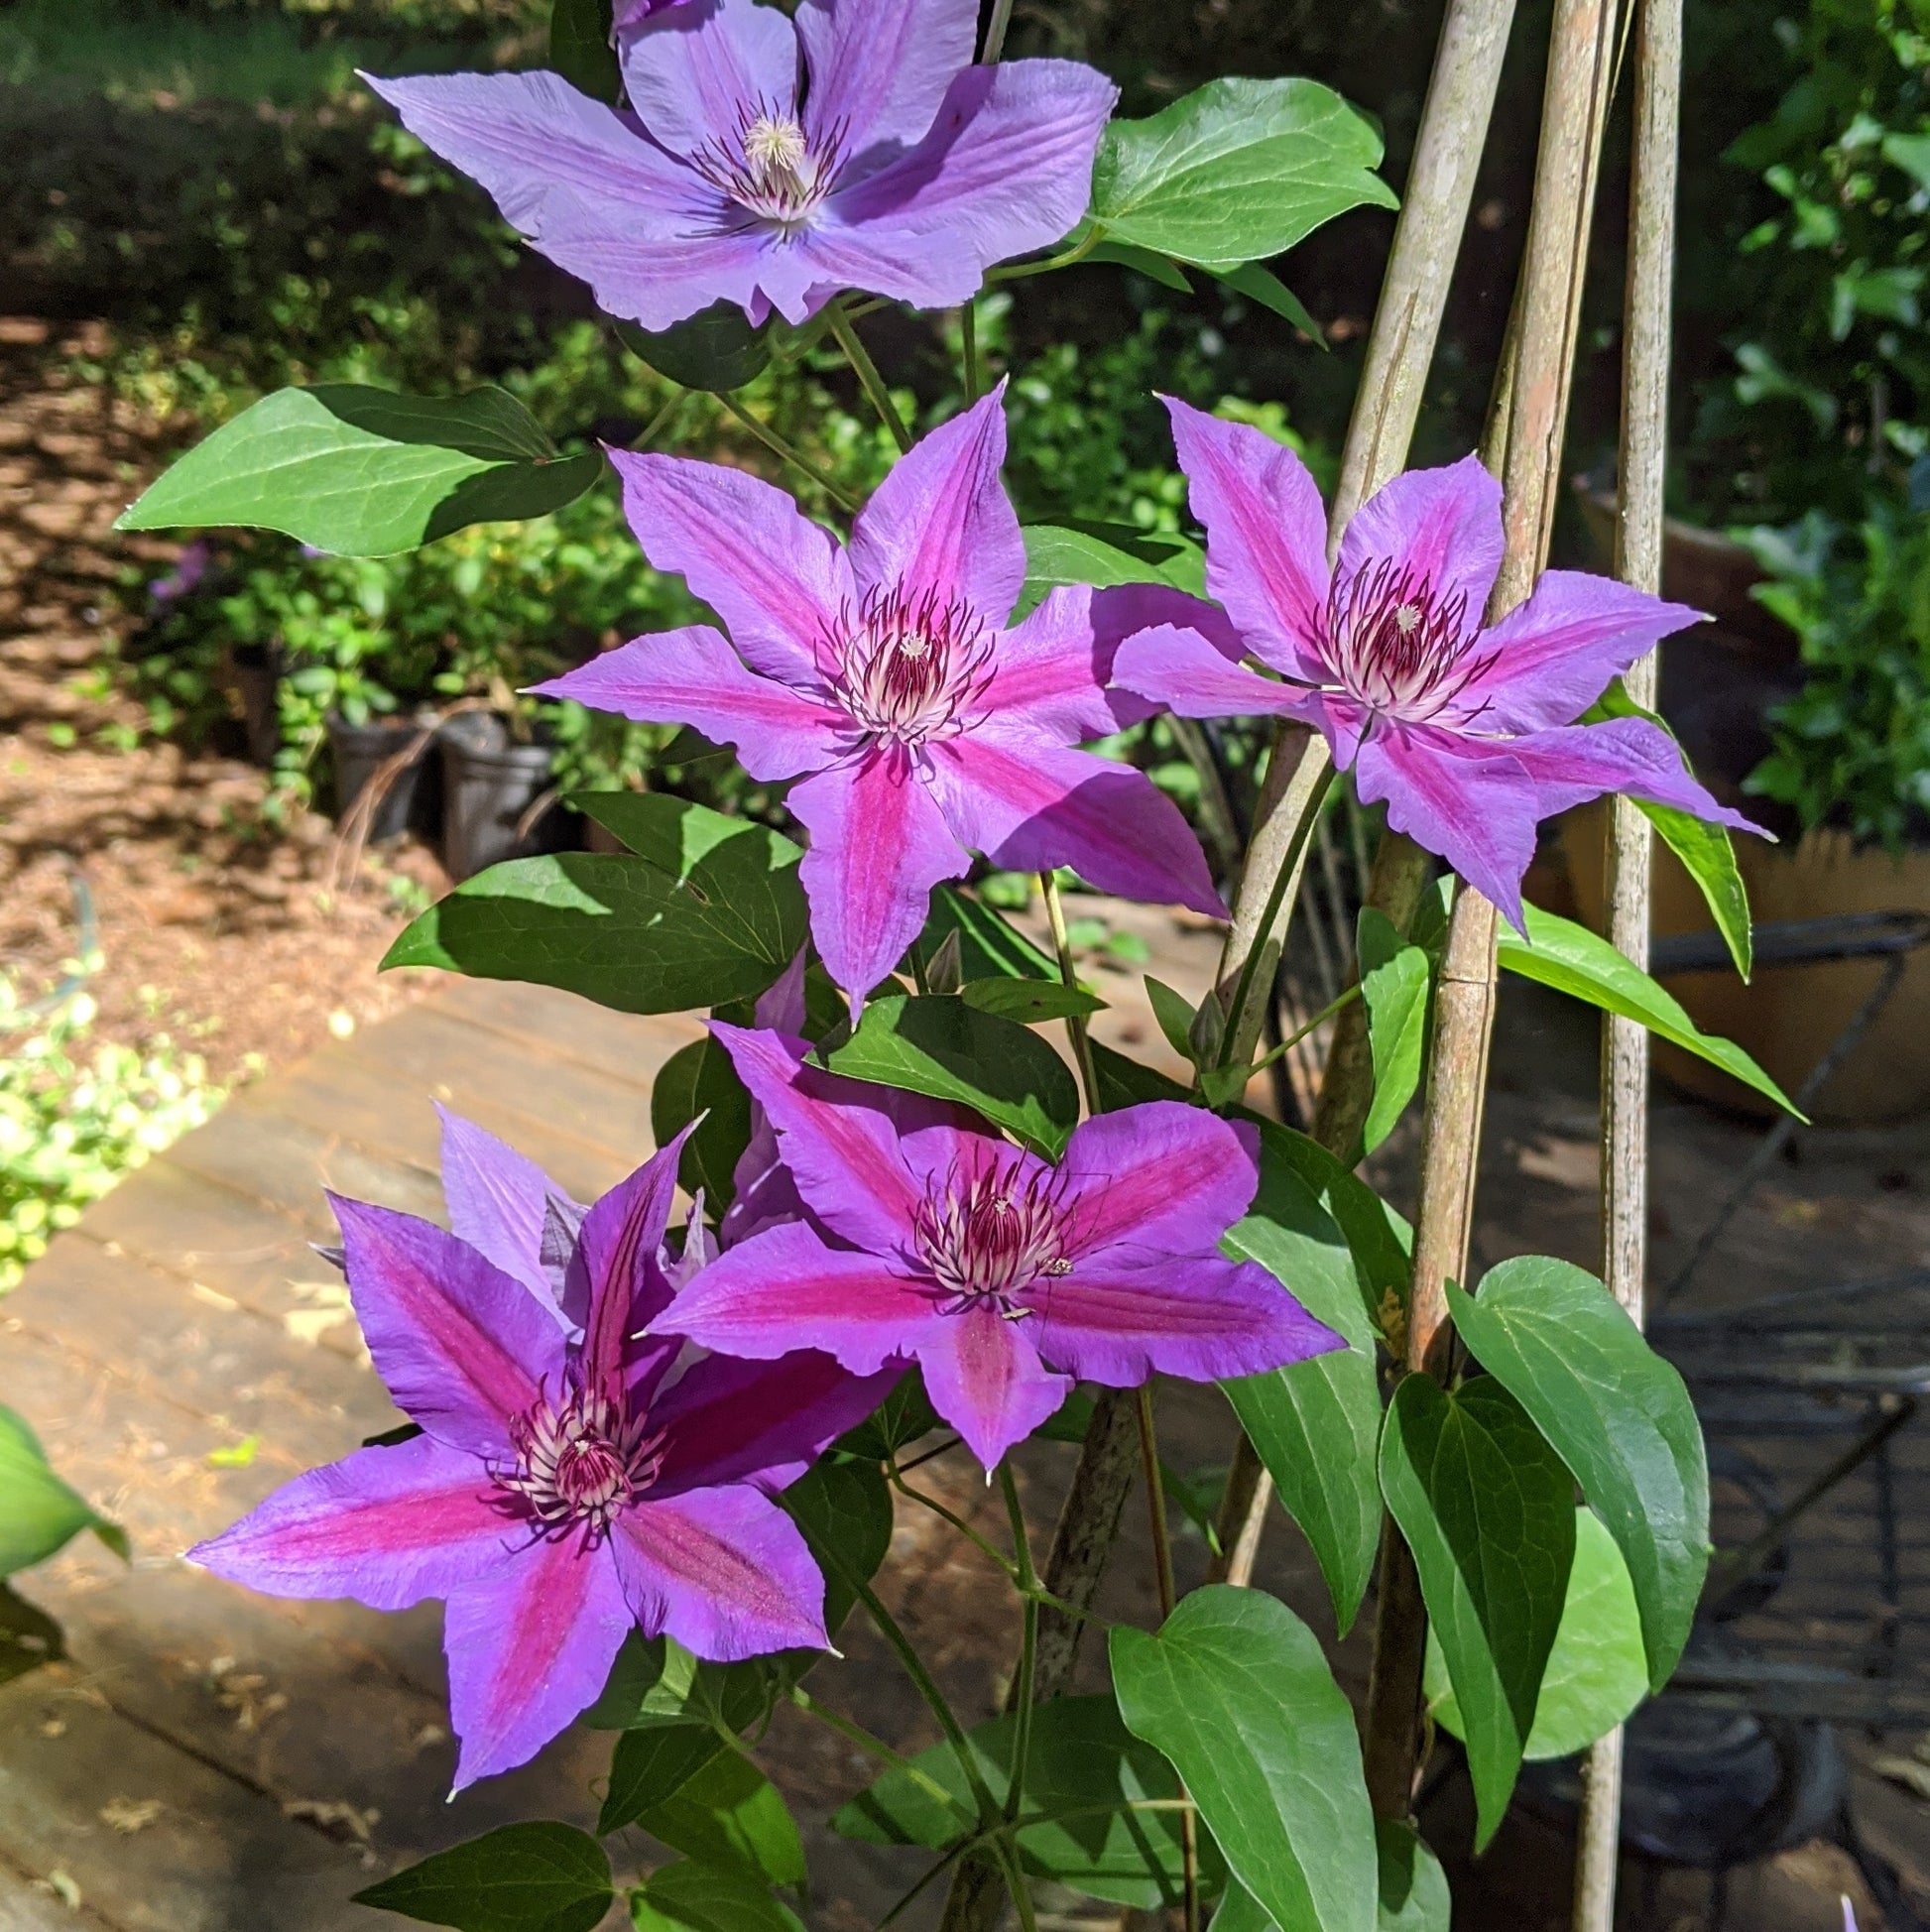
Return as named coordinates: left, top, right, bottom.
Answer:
left=362, top=0, right=1116, bottom=332
left=1113, top=401, right=1761, bottom=925
left=534, top=388, right=1225, bottom=1013
left=190, top=1120, right=895, bottom=1790
left=652, top=1025, right=1344, bottom=1468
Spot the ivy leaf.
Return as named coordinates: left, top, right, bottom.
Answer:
left=1112, top=1587, right=1377, bottom=1932
left=547, top=0, right=619, bottom=103
left=651, top=1035, right=754, bottom=1211
left=0, top=1404, right=126, bottom=1576
left=1090, top=78, right=1397, bottom=272
left=1448, top=1257, right=1709, bottom=1689
left=1497, top=904, right=1795, bottom=1116
left=383, top=796, right=805, bottom=1015
left=1379, top=1377, right=1575, bottom=1849
left=820, top=994, right=1079, bottom=1156
left=352, top=1822, right=613, bottom=1932
left=1425, top=1508, right=1648, bottom=1762
left=629, top=1862, right=805, bottom=1932
left=116, top=386, right=603, bottom=556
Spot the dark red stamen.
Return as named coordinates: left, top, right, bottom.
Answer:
left=1324, top=558, right=1499, bottom=725
left=818, top=582, right=996, bottom=747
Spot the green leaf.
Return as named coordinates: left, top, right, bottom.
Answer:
left=1425, top=1508, right=1647, bottom=1762
left=1019, top=522, right=1206, bottom=619
left=1360, top=942, right=1430, bottom=1153
left=917, top=886, right=1058, bottom=983
left=383, top=796, right=805, bottom=1014
left=957, top=976, right=1103, bottom=1025
left=584, top=1634, right=774, bottom=1735
left=0, top=1404, right=125, bottom=1575
left=615, top=304, right=773, bottom=394
left=651, top=1035, right=754, bottom=1212
left=780, top=1454, right=894, bottom=1640
left=599, top=1726, right=729, bottom=1836
left=1146, top=976, right=1201, bottom=1065
left=352, top=1822, right=613, bottom=1932
left=635, top=1750, right=805, bottom=1887
left=820, top=994, right=1080, bottom=1157
left=1379, top=1376, right=1575, bottom=1849
left=1090, top=78, right=1397, bottom=272
left=629, top=1862, right=804, bottom=1932
left=1111, top=1586, right=1377, bottom=1932
left=0, top=1582, right=64, bottom=1687
left=548, top=0, right=619, bottom=102
left=1498, top=904, right=1796, bottom=1116
left=1447, top=1256, right=1709, bottom=1689
left=1209, top=263, right=1327, bottom=343
left=1219, top=1132, right=1382, bottom=1635
left=1584, top=677, right=1751, bottom=979
left=833, top=1695, right=1205, bottom=1908
left=1092, top=1040, right=1195, bottom=1110
left=1212, top=1825, right=1447, bottom=1932
left=116, top=386, right=603, bottom=556
left=835, top=1368, right=940, bottom=1460
left=1084, top=236, right=1196, bottom=289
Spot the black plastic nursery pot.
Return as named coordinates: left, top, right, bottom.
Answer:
left=228, top=642, right=283, bottom=768
left=437, top=712, right=571, bottom=882
left=326, top=712, right=439, bottom=846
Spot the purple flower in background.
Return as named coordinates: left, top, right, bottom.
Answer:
left=535, top=389, right=1224, bottom=1012
left=148, top=540, right=211, bottom=606
left=363, top=0, right=1116, bottom=331
left=1113, top=401, right=1762, bottom=925
left=191, top=1118, right=893, bottom=1789
left=653, top=1026, right=1344, bottom=1468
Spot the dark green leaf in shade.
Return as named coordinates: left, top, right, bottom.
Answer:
left=548, top=0, right=620, bottom=103
left=1447, top=1256, right=1710, bottom=1689
left=1219, top=1135, right=1383, bottom=1635
left=916, top=886, right=1058, bottom=983
left=629, top=1861, right=805, bottom=1932
left=351, top=1822, right=613, bottom=1932
left=383, top=796, right=805, bottom=1015
left=1092, top=1040, right=1194, bottom=1110
left=0, top=1582, right=64, bottom=1687
left=0, top=1404, right=127, bottom=1575
left=1111, top=1586, right=1377, bottom=1932
left=779, top=1454, right=894, bottom=1640
left=1084, top=237, right=1196, bottom=289
left=1209, top=263, right=1328, bottom=344
left=957, top=977, right=1104, bottom=1025
left=1425, top=1507, right=1648, bottom=1762
left=1584, top=676, right=1752, bottom=979
left=834, top=1369, right=941, bottom=1460
left=599, top=1726, right=729, bottom=1836
left=615, top=305, right=774, bottom=393
left=1379, top=1376, right=1576, bottom=1849
left=1496, top=905, right=1794, bottom=1115
left=832, top=1695, right=1209, bottom=1908
left=116, top=386, right=602, bottom=556
left=819, top=994, right=1079, bottom=1156
left=1210, top=1824, right=1447, bottom=1932
left=584, top=1633, right=773, bottom=1735
left=634, top=1750, right=805, bottom=1886
left=1036, top=1386, right=1097, bottom=1443
left=651, top=1035, right=754, bottom=1212
left=1089, top=78, right=1398, bottom=272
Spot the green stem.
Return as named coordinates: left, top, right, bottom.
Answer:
left=985, top=227, right=1102, bottom=286
left=629, top=391, right=685, bottom=451
left=990, top=1837, right=1039, bottom=1932
left=827, top=300, right=913, bottom=453
left=891, top=1467, right=1020, bottom=1581
left=961, top=301, right=982, bottom=405
left=1216, top=766, right=1336, bottom=1070
left=999, top=1463, right=1038, bottom=1828
left=787, top=1685, right=972, bottom=1824
left=714, top=393, right=860, bottom=512
left=877, top=1844, right=971, bottom=1930
left=980, top=0, right=1017, bottom=60
left=1039, top=871, right=1102, bottom=1115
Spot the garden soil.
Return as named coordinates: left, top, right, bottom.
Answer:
left=0, top=318, right=437, bottom=1083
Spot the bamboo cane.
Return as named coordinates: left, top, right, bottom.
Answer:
left=1571, top=0, right=1682, bottom=1922
left=1360, top=0, right=1627, bottom=1819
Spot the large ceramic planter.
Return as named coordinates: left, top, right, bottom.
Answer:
left=1563, top=806, right=1930, bottom=1123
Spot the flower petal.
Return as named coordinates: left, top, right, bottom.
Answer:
left=521, top=207, right=792, bottom=333
left=1090, top=583, right=1249, bottom=729
left=1499, top=718, right=1765, bottom=832
left=977, top=586, right=1120, bottom=744
left=927, top=725, right=1227, bottom=917
left=444, top=1526, right=633, bottom=1789
left=1057, top=1104, right=1261, bottom=1261
left=817, top=61, right=1116, bottom=302
left=530, top=625, right=843, bottom=783
left=567, top=1133, right=692, bottom=1405
left=791, top=748, right=970, bottom=1015
left=1452, top=572, right=1705, bottom=733
left=1351, top=727, right=1542, bottom=927
left=1025, top=1253, right=1342, bottom=1387
left=189, top=1435, right=516, bottom=1613
left=1163, top=398, right=1331, bottom=676
left=331, top=1195, right=565, bottom=1457
left=1111, top=621, right=1315, bottom=724
left=1337, top=454, right=1502, bottom=640
left=655, top=1219, right=936, bottom=1375
left=649, top=1352, right=903, bottom=1497
left=603, top=447, right=855, bottom=685
left=436, top=1105, right=579, bottom=1311
left=849, top=386, right=1025, bottom=625
left=620, top=0, right=799, bottom=162
left=613, top=1483, right=829, bottom=1660
left=795, top=0, right=979, bottom=168
left=918, top=1302, right=1071, bottom=1468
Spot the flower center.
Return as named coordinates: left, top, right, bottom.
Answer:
left=913, top=1161, right=1072, bottom=1316
left=689, top=102, right=849, bottom=236
left=819, top=583, right=996, bottom=748
left=500, top=1387, right=663, bottom=1539
left=1324, top=559, right=1496, bottom=726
